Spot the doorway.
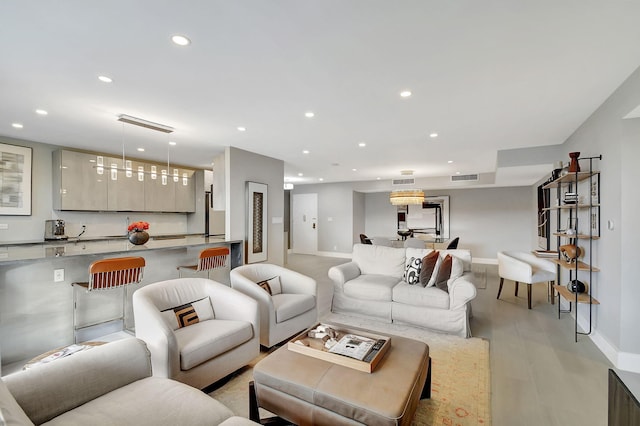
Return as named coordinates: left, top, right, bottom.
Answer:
left=292, top=193, right=318, bottom=254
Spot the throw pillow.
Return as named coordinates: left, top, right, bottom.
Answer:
left=403, top=257, right=422, bottom=285
left=160, top=296, right=215, bottom=330
left=448, top=255, right=464, bottom=282
left=419, top=251, right=439, bottom=287
left=435, top=254, right=453, bottom=292
left=426, top=253, right=444, bottom=287
left=257, top=276, right=282, bottom=295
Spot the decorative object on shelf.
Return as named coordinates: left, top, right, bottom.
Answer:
left=566, top=279, right=588, bottom=294
left=568, top=152, right=581, bottom=172
left=127, top=221, right=150, bottom=245
left=559, top=244, right=583, bottom=264
left=552, top=161, right=563, bottom=180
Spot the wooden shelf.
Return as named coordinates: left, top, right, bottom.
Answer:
left=554, top=285, right=600, bottom=305
left=543, top=171, right=600, bottom=189
left=544, top=203, right=600, bottom=211
left=553, top=232, right=600, bottom=240
left=550, top=258, right=600, bottom=272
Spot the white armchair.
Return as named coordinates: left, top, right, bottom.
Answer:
left=497, top=251, right=556, bottom=309
left=230, top=264, right=317, bottom=348
left=132, top=278, right=260, bottom=390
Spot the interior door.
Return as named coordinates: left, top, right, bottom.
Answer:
left=292, top=193, right=318, bottom=254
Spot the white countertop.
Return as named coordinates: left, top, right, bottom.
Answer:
left=0, top=235, right=241, bottom=263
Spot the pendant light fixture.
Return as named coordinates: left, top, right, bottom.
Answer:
left=389, top=170, right=425, bottom=206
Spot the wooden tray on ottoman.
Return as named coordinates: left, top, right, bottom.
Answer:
left=287, top=323, right=391, bottom=373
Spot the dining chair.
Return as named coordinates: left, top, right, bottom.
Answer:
left=497, top=251, right=556, bottom=309
left=446, top=237, right=460, bottom=249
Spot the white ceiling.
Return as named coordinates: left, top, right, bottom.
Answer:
left=2, top=1, right=640, bottom=188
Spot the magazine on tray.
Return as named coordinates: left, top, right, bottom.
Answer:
left=328, top=334, right=376, bottom=360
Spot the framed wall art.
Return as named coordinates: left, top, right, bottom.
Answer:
left=246, top=181, right=268, bottom=263
left=0, top=143, right=32, bottom=215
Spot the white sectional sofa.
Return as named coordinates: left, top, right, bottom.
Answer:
left=329, top=244, right=477, bottom=337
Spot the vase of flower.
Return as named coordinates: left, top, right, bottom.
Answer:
left=127, top=221, right=150, bottom=245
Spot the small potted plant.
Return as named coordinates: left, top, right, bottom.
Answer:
left=127, top=221, right=150, bottom=245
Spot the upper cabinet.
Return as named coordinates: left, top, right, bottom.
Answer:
left=53, top=149, right=196, bottom=212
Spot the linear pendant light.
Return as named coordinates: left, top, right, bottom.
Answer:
left=117, top=114, right=174, bottom=133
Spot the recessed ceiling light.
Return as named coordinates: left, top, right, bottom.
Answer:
left=448, top=160, right=453, bottom=164
left=456, top=171, right=461, bottom=175
left=237, top=126, right=246, bottom=132
left=352, top=168, right=357, bottom=172
left=302, top=150, right=310, bottom=154
left=171, top=35, right=191, bottom=46
left=98, top=75, right=112, bottom=83
left=376, top=177, right=381, bottom=180
left=35, top=109, right=48, bottom=115
left=12, top=123, right=23, bottom=129
left=358, top=142, right=366, bottom=147
left=137, top=148, right=145, bottom=152
left=298, top=173, right=303, bottom=177
left=429, top=133, right=438, bottom=138
left=400, top=90, right=412, bottom=98
left=305, top=112, right=315, bottom=118
left=319, top=178, right=324, bottom=182
left=169, top=141, right=177, bottom=146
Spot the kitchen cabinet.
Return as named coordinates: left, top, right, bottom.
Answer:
left=53, top=150, right=196, bottom=212
left=52, top=150, right=108, bottom=211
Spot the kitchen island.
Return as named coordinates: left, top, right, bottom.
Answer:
left=0, top=235, right=243, bottom=374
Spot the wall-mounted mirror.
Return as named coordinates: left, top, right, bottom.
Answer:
left=406, top=195, right=450, bottom=238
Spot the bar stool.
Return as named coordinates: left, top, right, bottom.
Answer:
left=72, top=256, right=145, bottom=343
left=177, top=247, right=230, bottom=279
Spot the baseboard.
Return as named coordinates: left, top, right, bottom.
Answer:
left=559, top=298, right=640, bottom=374
left=473, top=257, right=497, bottom=265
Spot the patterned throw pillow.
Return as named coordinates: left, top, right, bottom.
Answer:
left=403, top=257, right=422, bottom=285
left=435, top=254, right=453, bottom=293
left=257, top=276, right=282, bottom=295
left=160, top=297, right=215, bottom=330
left=419, top=251, right=440, bottom=287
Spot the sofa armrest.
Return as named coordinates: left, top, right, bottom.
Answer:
left=448, top=274, right=477, bottom=310
left=3, top=338, right=151, bottom=425
left=328, top=262, right=361, bottom=288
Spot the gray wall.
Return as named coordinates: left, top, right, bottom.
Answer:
left=0, top=136, right=190, bottom=243
left=560, top=63, right=640, bottom=360
left=226, top=147, right=285, bottom=265
left=352, top=191, right=365, bottom=245
left=364, top=187, right=534, bottom=259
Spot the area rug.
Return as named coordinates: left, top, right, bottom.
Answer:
left=209, top=312, right=491, bottom=425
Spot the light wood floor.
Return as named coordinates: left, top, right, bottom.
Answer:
left=285, top=253, right=612, bottom=426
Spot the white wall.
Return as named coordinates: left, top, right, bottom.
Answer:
left=226, top=147, right=284, bottom=265
left=560, top=63, right=640, bottom=367
left=0, top=136, right=190, bottom=243
left=352, top=191, right=365, bottom=246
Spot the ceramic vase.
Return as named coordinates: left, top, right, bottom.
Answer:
left=128, top=230, right=149, bottom=245
left=568, top=152, right=581, bottom=173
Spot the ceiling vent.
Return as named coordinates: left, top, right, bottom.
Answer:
left=392, top=178, right=415, bottom=186
left=451, top=173, right=479, bottom=182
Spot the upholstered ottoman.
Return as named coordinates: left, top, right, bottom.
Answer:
left=250, top=333, right=430, bottom=426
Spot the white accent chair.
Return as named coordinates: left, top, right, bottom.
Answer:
left=132, top=278, right=260, bottom=390
left=497, top=251, right=556, bottom=309
left=230, top=264, right=317, bottom=348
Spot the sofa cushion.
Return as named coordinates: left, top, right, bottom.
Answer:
left=272, top=293, right=315, bottom=323
left=352, top=244, right=406, bottom=278
left=257, top=276, right=282, bottom=295
left=419, top=250, right=439, bottom=287
left=343, top=274, right=400, bottom=302
left=392, top=282, right=450, bottom=309
left=403, top=257, right=422, bottom=285
left=175, top=319, right=253, bottom=370
left=160, top=296, right=215, bottom=330
left=0, top=378, right=35, bottom=426
left=435, top=255, right=453, bottom=292
left=41, top=377, right=234, bottom=426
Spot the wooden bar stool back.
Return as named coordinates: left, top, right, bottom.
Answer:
left=177, top=247, right=230, bottom=279
left=72, top=256, right=145, bottom=342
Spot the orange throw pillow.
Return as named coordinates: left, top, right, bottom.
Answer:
left=419, top=251, right=439, bottom=287
left=435, top=254, right=453, bottom=292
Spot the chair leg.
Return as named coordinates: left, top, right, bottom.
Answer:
left=550, top=281, right=555, bottom=305
left=497, top=277, right=504, bottom=299
left=515, top=281, right=519, bottom=297
left=527, top=285, right=532, bottom=309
